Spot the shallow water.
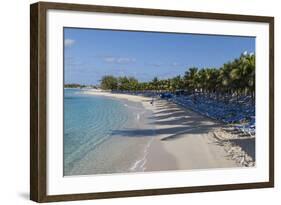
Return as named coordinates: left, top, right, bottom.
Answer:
left=63, top=89, right=155, bottom=176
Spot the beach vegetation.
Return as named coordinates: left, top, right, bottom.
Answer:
left=64, top=83, right=87, bottom=88
left=99, top=52, right=255, bottom=103
left=100, top=75, right=118, bottom=90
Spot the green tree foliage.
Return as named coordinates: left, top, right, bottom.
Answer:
left=118, top=76, right=138, bottom=91
left=64, top=83, right=86, bottom=88
left=99, top=52, right=255, bottom=102
left=100, top=75, right=118, bottom=90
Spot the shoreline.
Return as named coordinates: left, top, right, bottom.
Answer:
left=65, top=91, right=156, bottom=176
left=83, top=90, right=160, bottom=172
left=83, top=90, right=156, bottom=111
left=83, top=89, right=255, bottom=173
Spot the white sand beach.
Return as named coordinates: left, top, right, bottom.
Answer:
left=84, top=90, right=254, bottom=172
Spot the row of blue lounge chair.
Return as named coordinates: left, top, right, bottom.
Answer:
left=169, top=95, right=255, bottom=136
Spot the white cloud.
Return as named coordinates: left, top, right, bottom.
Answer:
left=146, top=62, right=183, bottom=68
left=147, top=62, right=162, bottom=67
left=117, top=57, right=136, bottom=63
left=104, top=57, right=116, bottom=63
left=103, top=56, right=136, bottom=64
left=171, top=62, right=183, bottom=67
left=64, top=39, right=75, bottom=47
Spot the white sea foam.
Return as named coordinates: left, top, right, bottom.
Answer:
left=129, top=137, right=154, bottom=172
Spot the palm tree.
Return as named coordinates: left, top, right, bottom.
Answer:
left=99, top=52, right=255, bottom=103
left=205, top=68, right=220, bottom=98
left=128, top=77, right=138, bottom=91
left=228, top=54, right=252, bottom=101
left=218, top=63, right=232, bottom=102
left=197, top=69, right=208, bottom=94
left=184, top=67, right=198, bottom=94
left=118, top=76, right=129, bottom=91
left=243, top=53, right=255, bottom=103
left=151, top=77, right=159, bottom=92
left=100, top=75, right=118, bottom=90
left=170, top=75, right=183, bottom=92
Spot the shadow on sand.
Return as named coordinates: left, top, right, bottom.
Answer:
left=111, top=99, right=221, bottom=142
left=228, top=138, right=255, bottom=160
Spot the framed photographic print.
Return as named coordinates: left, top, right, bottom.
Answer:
left=30, top=1, right=274, bottom=202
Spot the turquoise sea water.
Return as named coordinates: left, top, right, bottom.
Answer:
left=63, top=89, right=154, bottom=176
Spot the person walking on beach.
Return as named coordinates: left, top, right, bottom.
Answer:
left=151, top=98, right=154, bottom=106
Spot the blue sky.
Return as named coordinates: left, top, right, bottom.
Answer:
left=64, top=28, right=255, bottom=85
